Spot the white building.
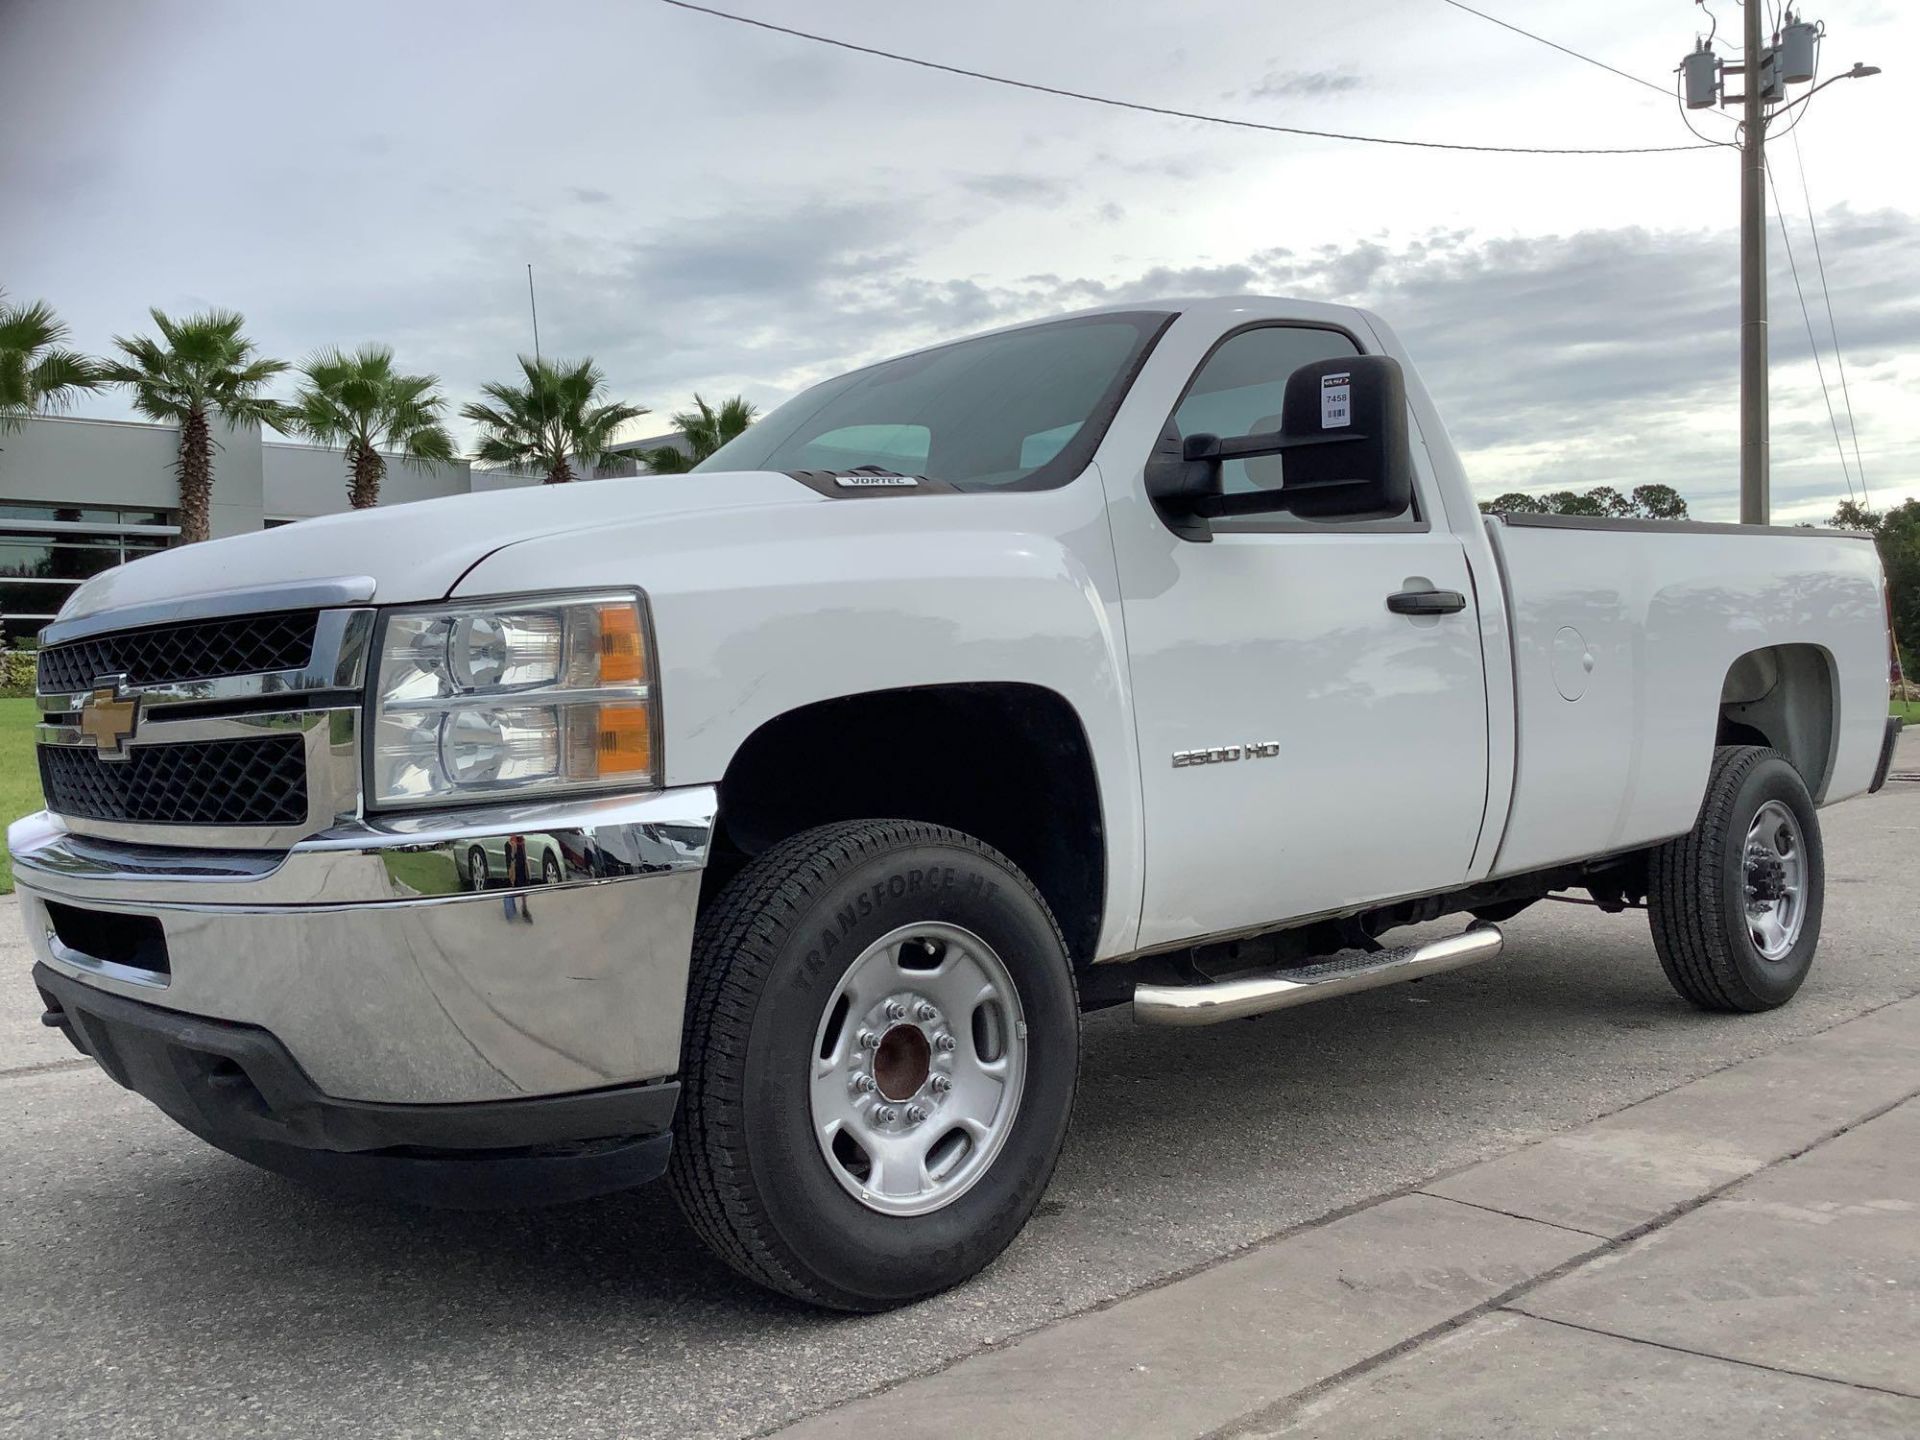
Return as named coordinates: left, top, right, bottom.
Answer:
left=0, top=415, right=689, bottom=642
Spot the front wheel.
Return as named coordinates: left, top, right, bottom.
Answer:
left=1647, top=746, right=1825, bottom=1012
left=668, top=820, right=1079, bottom=1310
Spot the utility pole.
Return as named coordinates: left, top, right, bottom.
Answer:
left=1681, top=8, right=1878, bottom=525
left=1738, top=0, right=1768, bottom=524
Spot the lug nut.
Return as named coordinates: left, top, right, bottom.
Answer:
left=931, top=1073, right=952, bottom=1093
left=859, top=1030, right=881, bottom=1049
left=915, top=1002, right=938, bottom=1022
left=875, top=1106, right=898, bottom=1124
left=906, top=1104, right=928, bottom=1124
left=885, top=1000, right=908, bottom=1021
left=935, top=1033, right=957, bottom=1052
left=850, top=1074, right=876, bottom=1094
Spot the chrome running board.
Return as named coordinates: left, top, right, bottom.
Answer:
left=1132, top=925, right=1505, bottom=1027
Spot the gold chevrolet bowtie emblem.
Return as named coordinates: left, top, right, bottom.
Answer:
left=78, top=683, right=140, bottom=759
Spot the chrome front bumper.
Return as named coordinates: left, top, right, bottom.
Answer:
left=9, top=786, right=717, bottom=1104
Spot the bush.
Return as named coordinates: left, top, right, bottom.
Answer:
left=1, top=649, right=36, bottom=698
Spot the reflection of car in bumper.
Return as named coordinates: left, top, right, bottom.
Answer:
left=8, top=785, right=717, bottom=1206
left=454, top=831, right=569, bottom=890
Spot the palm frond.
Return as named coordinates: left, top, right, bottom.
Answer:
left=290, top=343, right=453, bottom=476
left=103, top=308, right=287, bottom=427
left=661, top=392, right=758, bottom=465
left=638, top=445, right=694, bottom=474
left=0, top=293, right=107, bottom=430
left=465, top=355, right=646, bottom=478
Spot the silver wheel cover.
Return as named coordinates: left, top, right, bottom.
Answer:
left=1744, top=799, right=1809, bottom=961
left=808, top=922, right=1028, bottom=1217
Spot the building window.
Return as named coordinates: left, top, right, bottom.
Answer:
left=0, top=503, right=180, bottom=644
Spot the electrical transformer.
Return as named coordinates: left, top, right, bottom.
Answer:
left=1682, top=43, right=1720, bottom=109
left=1780, top=15, right=1821, bottom=85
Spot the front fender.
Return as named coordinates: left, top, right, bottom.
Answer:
left=451, top=473, right=1145, bottom=957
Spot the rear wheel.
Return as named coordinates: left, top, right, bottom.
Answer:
left=669, top=819, right=1079, bottom=1310
left=1647, top=746, right=1824, bottom=1012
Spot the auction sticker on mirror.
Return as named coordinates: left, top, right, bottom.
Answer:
left=1320, top=373, right=1352, bottom=429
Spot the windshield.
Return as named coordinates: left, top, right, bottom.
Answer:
left=695, top=311, right=1171, bottom=490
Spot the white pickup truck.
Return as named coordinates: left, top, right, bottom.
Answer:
left=12, top=297, right=1902, bottom=1310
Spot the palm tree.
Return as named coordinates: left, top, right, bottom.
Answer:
left=0, top=290, right=106, bottom=433
left=288, top=345, right=455, bottom=509
left=636, top=393, right=758, bottom=474
left=101, top=309, right=288, bottom=543
left=461, top=356, right=646, bottom=485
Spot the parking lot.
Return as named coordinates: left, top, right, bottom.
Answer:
left=3, top=746, right=1916, bottom=1439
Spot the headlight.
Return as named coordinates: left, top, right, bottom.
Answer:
left=369, top=591, right=658, bottom=808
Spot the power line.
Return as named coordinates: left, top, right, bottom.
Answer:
left=1437, top=0, right=1671, bottom=98
left=656, top=0, right=1715, bottom=156
left=1791, top=131, right=1868, bottom=505
left=1440, top=0, right=1738, bottom=134
left=1765, top=157, right=1857, bottom=507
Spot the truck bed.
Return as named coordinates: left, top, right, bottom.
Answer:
left=1482, top=513, right=1887, bottom=877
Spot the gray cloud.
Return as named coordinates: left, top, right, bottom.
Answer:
left=8, top=0, right=1912, bottom=521
left=1242, top=69, right=1366, bottom=101
left=960, top=173, right=1074, bottom=204
left=500, top=203, right=1916, bottom=516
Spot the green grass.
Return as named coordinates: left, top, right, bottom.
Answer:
left=381, top=848, right=461, bottom=898
left=1894, top=697, right=1920, bottom=726
left=1, top=697, right=43, bottom=894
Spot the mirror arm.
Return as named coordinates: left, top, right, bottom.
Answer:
left=1188, top=476, right=1373, bottom=519
left=1212, top=428, right=1368, bottom=462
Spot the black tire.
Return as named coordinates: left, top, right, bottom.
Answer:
left=668, top=819, right=1080, bottom=1310
left=467, top=845, right=489, bottom=891
left=541, top=851, right=561, bottom=885
left=1647, top=746, right=1824, bottom=1012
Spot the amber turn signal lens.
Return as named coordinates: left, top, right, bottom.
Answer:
left=595, top=702, right=653, bottom=777
left=597, top=603, right=647, bottom=684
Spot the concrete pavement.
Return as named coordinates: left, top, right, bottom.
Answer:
left=1, top=738, right=1916, bottom=1438
left=770, top=997, right=1920, bottom=1439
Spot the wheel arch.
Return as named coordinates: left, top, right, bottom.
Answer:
left=707, top=682, right=1107, bottom=967
left=1716, top=642, right=1841, bottom=800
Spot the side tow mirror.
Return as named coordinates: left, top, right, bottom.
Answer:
left=1145, top=353, right=1414, bottom=536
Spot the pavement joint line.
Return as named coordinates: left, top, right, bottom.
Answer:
left=1401, top=985, right=1920, bottom=1198
left=1502, top=1307, right=1920, bottom=1402
left=754, top=992, right=1920, bottom=1440
left=1205, top=1079, right=1920, bottom=1440
left=0, top=1057, right=92, bottom=1081
left=1416, top=1189, right=1612, bottom=1240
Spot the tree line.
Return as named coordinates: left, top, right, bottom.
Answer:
left=1480, top=485, right=1913, bottom=679
left=1832, top=500, right=1920, bottom=679
left=1478, top=485, right=1690, bottom=520
left=1, top=290, right=755, bottom=543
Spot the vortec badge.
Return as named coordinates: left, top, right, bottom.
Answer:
left=77, top=679, right=140, bottom=759
left=833, top=474, right=919, bottom=488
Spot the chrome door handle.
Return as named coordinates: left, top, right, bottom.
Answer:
left=1387, top=588, right=1467, bottom=616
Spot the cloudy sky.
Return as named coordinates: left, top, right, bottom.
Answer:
left=4, top=0, right=1914, bottom=521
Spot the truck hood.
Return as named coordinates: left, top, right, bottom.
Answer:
left=58, top=471, right=819, bottom=623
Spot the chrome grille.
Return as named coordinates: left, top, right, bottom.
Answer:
left=39, top=735, right=309, bottom=827
left=32, top=589, right=374, bottom=849
left=36, top=611, right=319, bottom=693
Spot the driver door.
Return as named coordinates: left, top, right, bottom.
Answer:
left=1112, top=322, right=1490, bottom=949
